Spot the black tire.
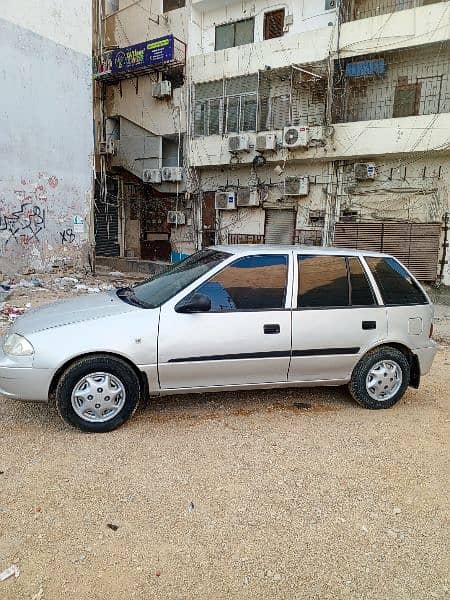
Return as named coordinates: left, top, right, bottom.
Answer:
left=348, top=346, right=410, bottom=410
left=54, top=355, right=141, bottom=432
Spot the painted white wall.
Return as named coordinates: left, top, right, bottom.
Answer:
left=0, top=1, right=93, bottom=272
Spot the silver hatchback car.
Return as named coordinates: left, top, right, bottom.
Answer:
left=0, top=246, right=437, bottom=432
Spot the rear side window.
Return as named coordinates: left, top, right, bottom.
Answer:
left=298, top=255, right=349, bottom=307
left=298, top=255, right=376, bottom=308
left=365, top=257, right=428, bottom=305
left=349, top=257, right=376, bottom=306
left=191, top=254, right=288, bottom=311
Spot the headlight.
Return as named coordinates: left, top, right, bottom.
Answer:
left=3, top=333, right=34, bottom=356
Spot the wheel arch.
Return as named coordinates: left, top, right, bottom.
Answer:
left=48, top=351, right=150, bottom=401
left=361, top=342, right=420, bottom=389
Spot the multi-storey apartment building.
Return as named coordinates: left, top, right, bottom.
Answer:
left=94, top=0, right=450, bottom=284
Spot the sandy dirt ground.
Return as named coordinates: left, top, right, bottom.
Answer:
left=0, top=274, right=449, bottom=599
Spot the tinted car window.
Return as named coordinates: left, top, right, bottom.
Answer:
left=131, top=250, right=230, bottom=308
left=298, top=255, right=349, bottom=308
left=188, top=254, right=288, bottom=311
left=349, top=257, right=376, bottom=306
left=365, top=257, right=428, bottom=305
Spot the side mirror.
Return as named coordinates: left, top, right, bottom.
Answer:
left=175, top=293, right=212, bottom=314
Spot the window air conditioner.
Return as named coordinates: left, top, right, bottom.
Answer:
left=215, top=191, right=236, bottom=210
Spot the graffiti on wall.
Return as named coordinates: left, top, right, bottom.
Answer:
left=0, top=201, right=46, bottom=247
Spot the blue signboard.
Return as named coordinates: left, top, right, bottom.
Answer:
left=111, top=35, right=174, bottom=74
left=345, top=58, right=386, bottom=77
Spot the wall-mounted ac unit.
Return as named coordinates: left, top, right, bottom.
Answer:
left=354, top=162, right=376, bottom=180
left=237, top=188, right=260, bottom=207
left=167, top=210, right=186, bottom=225
left=143, top=169, right=162, bottom=184
left=215, top=191, right=236, bottom=210
left=153, top=80, right=172, bottom=99
left=98, top=140, right=117, bottom=155
left=161, top=167, right=184, bottom=182
left=283, top=126, right=310, bottom=149
left=228, top=134, right=250, bottom=153
left=284, top=176, right=310, bottom=196
left=255, top=133, right=277, bottom=152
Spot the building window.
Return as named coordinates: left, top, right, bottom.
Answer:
left=215, top=18, right=255, bottom=51
left=163, top=0, right=185, bottom=12
left=263, top=9, right=285, bottom=40
left=393, top=81, right=421, bottom=118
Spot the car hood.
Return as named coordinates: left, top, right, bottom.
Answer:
left=10, top=291, right=137, bottom=335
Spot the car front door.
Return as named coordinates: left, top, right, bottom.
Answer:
left=158, top=253, right=293, bottom=391
left=288, top=254, right=388, bottom=382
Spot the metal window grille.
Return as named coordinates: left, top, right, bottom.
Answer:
left=341, top=0, right=445, bottom=22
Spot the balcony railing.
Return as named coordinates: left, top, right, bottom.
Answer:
left=332, top=44, right=450, bottom=123
left=341, top=0, right=446, bottom=22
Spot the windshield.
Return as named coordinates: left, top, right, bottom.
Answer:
left=124, top=249, right=231, bottom=308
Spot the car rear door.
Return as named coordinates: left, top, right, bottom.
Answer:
left=158, top=252, right=293, bottom=391
left=288, top=253, right=388, bottom=382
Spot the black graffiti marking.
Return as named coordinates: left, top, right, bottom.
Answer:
left=0, top=203, right=46, bottom=247
left=60, top=228, right=76, bottom=244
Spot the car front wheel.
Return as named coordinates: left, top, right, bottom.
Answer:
left=349, top=346, right=410, bottom=409
left=54, top=355, right=141, bottom=432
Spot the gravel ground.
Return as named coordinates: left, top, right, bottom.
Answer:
left=0, top=276, right=449, bottom=599
left=0, top=344, right=449, bottom=599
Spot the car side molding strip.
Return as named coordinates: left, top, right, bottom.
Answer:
left=167, top=347, right=360, bottom=363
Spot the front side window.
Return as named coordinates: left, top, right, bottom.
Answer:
left=215, top=18, right=255, bottom=51
left=127, top=250, right=230, bottom=308
left=365, top=257, right=428, bottom=305
left=186, top=254, right=288, bottom=312
left=297, top=255, right=377, bottom=308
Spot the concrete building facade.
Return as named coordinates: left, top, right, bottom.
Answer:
left=94, top=0, right=450, bottom=284
left=0, top=1, right=93, bottom=274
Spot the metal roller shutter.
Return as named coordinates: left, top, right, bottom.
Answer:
left=265, top=209, right=296, bottom=244
left=334, top=221, right=441, bottom=281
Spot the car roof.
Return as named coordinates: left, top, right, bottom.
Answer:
left=211, top=244, right=391, bottom=258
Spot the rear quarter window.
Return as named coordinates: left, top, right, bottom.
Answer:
left=365, top=257, right=428, bottom=306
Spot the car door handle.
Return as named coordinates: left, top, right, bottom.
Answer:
left=362, top=321, right=377, bottom=330
left=264, top=324, right=280, bottom=334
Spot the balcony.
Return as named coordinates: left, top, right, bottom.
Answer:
left=94, top=34, right=186, bottom=84
left=341, top=0, right=446, bottom=22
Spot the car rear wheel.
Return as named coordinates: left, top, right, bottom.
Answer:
left=54, top=355, right=141, bottom=432
left=348, top=346, right=410, bottom=410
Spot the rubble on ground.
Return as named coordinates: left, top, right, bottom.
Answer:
left=0, top=267, right=145, bottom=335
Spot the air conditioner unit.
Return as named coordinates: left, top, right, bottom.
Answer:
left=167, top=210, right=186, bottom=225
left=228, top=134, right=250, bottom=153
left=98, top=140, right=117, bottom=155
left=161, top=167, right=184, bottom=182
left=284, top=176, right=310, bottom=196
left=237, top=188, right=260, bottom=207
left=143, top=169, right=162, bottom=184
left=354, top=162, right=376, bottom=180
left=153, top=80, right=172, bottom=99
left=283, top=126, right=310, bottom=149
left=215, top=191, right=236, bottom=210
left=255, top=133, right=277, bottom=152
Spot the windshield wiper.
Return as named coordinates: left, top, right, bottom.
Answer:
left=116, top=286, right=153, bottom=309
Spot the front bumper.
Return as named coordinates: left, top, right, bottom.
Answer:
left=0, top=342, right=52, bottom=402
left=415, top=341, right=439, bottom=376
